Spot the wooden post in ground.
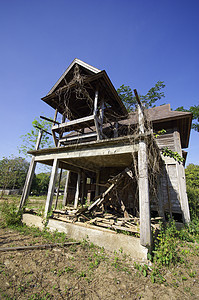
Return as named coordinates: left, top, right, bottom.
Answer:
left=81, top=172, right=86, bottom=205
left=19, top=130, right=43, bottom=210
left=63, top=171, right=70, bottom=206
left=44, top=158, right=59, bottom=218
left=74, top=172, right=81, bottom=209
left=95, top=171, right=100, bottom=198
left=135, top=89, right=152, bottom=248
left=54, top=168, right=63, bottom=210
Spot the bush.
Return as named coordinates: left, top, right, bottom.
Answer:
left=0, top=200, right=22, bottom=227
left=187, top=186, right=199, bottom=218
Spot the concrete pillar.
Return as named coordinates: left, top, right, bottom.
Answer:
left=44, top=158, right=59, bottom=218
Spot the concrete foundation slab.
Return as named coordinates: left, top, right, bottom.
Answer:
left=22, top=213, right=148, bottom=259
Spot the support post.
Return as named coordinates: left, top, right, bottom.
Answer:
left=54, top=168, right=63, bottom=210
left=81, top=172, right=86, bottom=205
left=114, top=121, right=118, bottom=138
left=136, top=94, right=152, bottom=248
left=74, top=172, right=81, bottom=209
left=63, top=171, right=70, bottom=206
left=19, top=130, right=43, bottom=210
left=44, top=158, right=59, bottom=218
left=93, top=90, right=101, bottom=140
left=52, top=109, right=58, bottom=147
left=99, top=100, right=105, bottom=137
left=95, top=171, right=100, bottom=197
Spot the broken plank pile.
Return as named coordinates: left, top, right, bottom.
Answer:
left=86, top=213, right=140, bottom=234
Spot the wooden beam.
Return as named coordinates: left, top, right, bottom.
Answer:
left=40, top=115, right=59, bottom=125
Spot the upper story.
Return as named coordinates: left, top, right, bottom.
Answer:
left=41, top=58, right=192, bottom=158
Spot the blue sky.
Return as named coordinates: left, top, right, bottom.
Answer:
left=0, top=0, right=198, bottom=166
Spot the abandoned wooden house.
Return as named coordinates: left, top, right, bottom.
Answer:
left=20, top=58, right=192, bottom=254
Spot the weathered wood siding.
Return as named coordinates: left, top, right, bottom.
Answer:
left=153, top=130, right=190, bottom=221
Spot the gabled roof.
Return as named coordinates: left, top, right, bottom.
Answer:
left=47, top=58, right=101, bottom=96
left=120, top=104, right=192, bottom=148
left=42, top=59, right=128, bottom=119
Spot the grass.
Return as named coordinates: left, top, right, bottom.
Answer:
left=0, top=198, right=198, bottom=299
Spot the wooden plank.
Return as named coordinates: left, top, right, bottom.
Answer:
left=59, top=132, right=97, bottom=143
left=0, top=242, right=80, bottom=252
left=88, top=183, right=115, bottom=211
left=52, top=115, right=95, bottom=132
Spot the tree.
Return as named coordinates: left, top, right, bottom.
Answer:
left=176, top=105, right=199, bottom=132
left=31, top=172, right=50, bottom=195
left=0, top=156, right=29, bottom=197
left=185, top=164, right=199, bottom=218
left=19, top=118, right=53, bottom=157
left=117, top=81, right=165, bottom=112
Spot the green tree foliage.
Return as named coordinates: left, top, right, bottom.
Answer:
left=0, top=156, right=29, bottom=197
left=19, top=118, right=53, bottom=157
left=176, top=105, right=199, bottom=132
left=31, top=172, right=50, bottom=195
left=117, top=81, right=165, bottom=112
left=185, top=164, right=199, bottom=218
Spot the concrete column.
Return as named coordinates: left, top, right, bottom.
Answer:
left=44, top=158, right=59, bottom=218
left=74, top=172, right=81, bottom=209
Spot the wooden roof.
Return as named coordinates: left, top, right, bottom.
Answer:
left=41, top=59, right=128, bottom=120
left=120, top=104, right=192, bottom=148
left=47, top=58, right=101, bottom=96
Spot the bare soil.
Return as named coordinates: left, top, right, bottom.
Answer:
left=0, top=225, right=198, bottom=300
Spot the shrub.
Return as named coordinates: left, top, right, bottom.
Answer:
left=0, top=200, right=22, bottom=227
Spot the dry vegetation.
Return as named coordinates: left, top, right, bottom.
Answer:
left=0, top=197, right=198, bottom=300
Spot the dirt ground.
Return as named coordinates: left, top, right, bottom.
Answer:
left=0, top=226, right=198, bottom=300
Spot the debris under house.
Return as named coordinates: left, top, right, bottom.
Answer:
left=20, top=58, right=192, bottom=257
